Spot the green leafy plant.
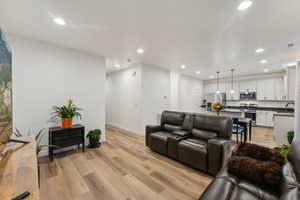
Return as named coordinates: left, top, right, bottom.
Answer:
left=13, top=128, right=58, bottom=155
left=277, top=144, right=290, bottom=163
left=287, top=131, right=295, bottom=137
left=87, top=129, right=102, bottom=139
left=51, top=99, right=82, bottom=119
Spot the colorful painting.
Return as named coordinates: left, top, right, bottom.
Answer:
left=0, top=29, right=12, bottom=147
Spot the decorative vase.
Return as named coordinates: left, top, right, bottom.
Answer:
left=61, top=118, right=73, bottom=128
left=88, top=137, right=101, bottom=148
left=288, top=135, right=294, bottom=144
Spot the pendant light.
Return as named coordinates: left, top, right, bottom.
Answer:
left=230, top=69, right=235, bottom=94
left=216, top=71, right=220, bottom=94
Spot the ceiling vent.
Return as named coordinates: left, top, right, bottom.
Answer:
left=288, top=43, right=294, bottom=48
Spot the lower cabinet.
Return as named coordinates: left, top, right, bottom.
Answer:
left=256, top=111, right=275, bottom=127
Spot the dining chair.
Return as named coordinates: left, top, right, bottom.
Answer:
left=232, top=118, right=247, bottom=143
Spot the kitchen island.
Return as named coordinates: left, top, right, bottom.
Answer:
left=273, top=113, right=294, bottom=144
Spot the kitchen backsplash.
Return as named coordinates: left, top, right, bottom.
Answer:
left=226, top=101, right=293, bottom=108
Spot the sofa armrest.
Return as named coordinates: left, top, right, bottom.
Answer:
left=173, top=130, right=192, bottom=137
left=207, top=138, right=236, bottom=176
left=145, top=125, right=162, bottom=147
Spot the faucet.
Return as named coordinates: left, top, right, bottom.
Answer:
left=285, top=102, right=295, bottom=108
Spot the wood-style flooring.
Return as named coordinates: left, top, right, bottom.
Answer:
left=39, top=125, right=278, bottom=200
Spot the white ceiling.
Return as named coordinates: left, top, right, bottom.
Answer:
left=1, top=0, right=300, bottom=79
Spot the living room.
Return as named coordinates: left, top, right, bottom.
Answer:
left=0, top=0, right=300, bottom=200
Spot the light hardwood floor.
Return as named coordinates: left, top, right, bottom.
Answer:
left=39, top=125, right=278, bottom=200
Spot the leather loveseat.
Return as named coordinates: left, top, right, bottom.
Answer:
left=198, top=141, right=300, bottom=200
left=146, top=111, right=233, bottom=176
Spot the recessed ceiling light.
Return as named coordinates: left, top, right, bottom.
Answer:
left=181, top=65, right=186, bottom=69
left=137, top=48, right=144, bottom=54
left=54, top=17, right=66, bottom=26
left=255, top=48, right=264, bottom=53
left=260, top=60, right=268, bottom=64
left=237, top=0, right=253, bottom=11
left=209, top=75, right=214, bottom=79
left=115, top=64, right=121, bottom=68
left=196, top=71, right=201, bottom=74
left=264, top=69, right=269, bottom=72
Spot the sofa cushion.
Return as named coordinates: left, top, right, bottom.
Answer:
left=178, top=138, right=207, bottom=171
left=192, top=129, right=217, bottom=141
left=193, top=114, right=232, bottom=139
left=182, top=113, right=194, bottom=131
left=164, top=124, right=182, bottom=132
left=236, top=143, right=285, bottom=166
left=228, top=156, right=282, bottom=194
left=149, top=131, right=174, bottom=155
left=161, top=111, right=185, bottom=126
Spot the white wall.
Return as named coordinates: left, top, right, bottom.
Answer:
left=179, top=75, right=203, bottom=112
left=9, top=35, right=106, bottom=152
left=106, top=65, right=204, bottom=135
left=141, top=65, right=170, bottom=131
left=106, top=65, right=142, bottom=134
left=295, top=62, right=300, bottom=139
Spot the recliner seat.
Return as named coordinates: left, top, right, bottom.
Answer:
left=198, top=141, right=300, bottom=200
left=146, top=111, right=233, bottom=176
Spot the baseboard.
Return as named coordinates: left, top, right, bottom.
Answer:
left=106, top=123, right=144, bottom=136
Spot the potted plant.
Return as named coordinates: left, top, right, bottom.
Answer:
left=287, top=130, right=295, bottom=144
left=51, top=99, right=82, bottom=128
left=275, top=144, right=290, bottom=163
left=87, top=129, right=102, bottom=148
left=213, top=103, right=224, bottom=116
left=14, top=128, right=59, bottom=156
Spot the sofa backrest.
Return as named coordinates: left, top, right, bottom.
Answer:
left=161, top=111, right=185, bottom=132
left=287, top=139, right=300, bottom=183
left=192, top=114, right=232, bottom=139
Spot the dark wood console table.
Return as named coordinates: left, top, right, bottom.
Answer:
left=49, top=124, right=85, bottom=161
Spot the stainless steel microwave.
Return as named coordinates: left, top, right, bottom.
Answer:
left=240, top=92, right=257, bottom=100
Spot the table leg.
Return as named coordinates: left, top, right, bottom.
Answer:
left=249, top=122, right=252, bottom=141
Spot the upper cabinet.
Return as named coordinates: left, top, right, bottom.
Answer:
left=257, top=78, right=286, bottom=101
left=257, top=79, right=274, bottom=100
left=239, top=80, right=257, bottom=93
left=225, top=80, right=239, bottom=100
left=287, top=67, right=296, bottom=101
left=204, top=82, right=226, bottom=94
left=274, top=77, right=286, bottom=100
left=204, top=72, right=293, bottom=101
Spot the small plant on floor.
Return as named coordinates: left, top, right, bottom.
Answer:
left=287, top=131, right=294, bottom=144
left=277, top=144, right=290, bottom=163
left=87, top=129, right=102, bottom=148
left=14, top=128, right=58, bottom=155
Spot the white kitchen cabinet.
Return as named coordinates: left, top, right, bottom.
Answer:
left=256, top=111, right=266, bottom=126
left=274, top=77, right=286, bottom=100
left=239, top=80, right=257, bottom=93
left=205, top=83, right=217, bottom=94
left=225, top=80, right=239, bottom=100
left=257, top=79, right=275, bottom=100
left=256, top=110, right=275, bottom=127
left=205, top=82, right=226, bottom=94
left=287, top=67, right=296, bottom=101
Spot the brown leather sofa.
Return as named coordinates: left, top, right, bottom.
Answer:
left=146, top=111, right=233, bottom=176
left=198, top=141, right=300, bottom=200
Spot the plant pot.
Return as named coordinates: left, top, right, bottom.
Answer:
left=288, top=135, right=294, bottom=144
left=61, top=118, right=73, bottom=128
left=88, top=137, right=101, bottom=148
